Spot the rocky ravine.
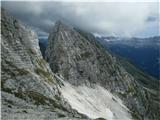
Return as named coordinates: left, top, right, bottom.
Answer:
left=1, top=9, right=88, bottom=120
left=45, top=21, right=160, bottom=120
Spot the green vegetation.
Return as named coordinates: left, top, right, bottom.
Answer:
left=17, top=69, right=29, bottom=76
left=14, top=90, right=68, bottom=112
left=27, top=48, right=36, bottom=55
left=117, top=56, right=159, bottom=91
left=14, top=91, right=43, bottom=105
left=35, top=67, right=53, bottom=83
left=131, top=111, right=141, bottom=120
left=118, top=85, right=135, bottom=98
left=28, top=91, right=47, bottom=105
left=127, top=85, right=135, bottom=93
left=31, top=93, right=68, bottom=112
left=81, top=52, right=92, bottom=59
left=14, top=92, right=25, bottom=100
left=36, top=58, right=47, bottom=68
left=35, top=58, right=55, bottom=83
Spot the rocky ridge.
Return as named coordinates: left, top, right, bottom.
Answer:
left=1, top=9, right=88, bottom=120
left=45, top=21, right=159, bottom=120
left=1, top=9, right=159, bottom=120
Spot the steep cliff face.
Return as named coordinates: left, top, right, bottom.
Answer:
left=45, top=21, right=159, bottom=120
left=2, top=8, right=159, bottom=120
left=1, top=9, right=87, bottom=120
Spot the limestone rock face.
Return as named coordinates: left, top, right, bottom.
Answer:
left=46, top=21, right=159, bottom=120
left=2, top=8, right=159, bottom=120
left=1, top=9, right=88, bottom=120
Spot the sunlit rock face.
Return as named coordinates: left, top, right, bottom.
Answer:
left=1, top=9, right=88, bottom=120
left=46, top=21, right=160, bottom=120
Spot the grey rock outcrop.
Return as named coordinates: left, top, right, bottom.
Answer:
left=1, top=9, right=88, bottom=120
left=45, top=21, right=160, bottom=120
left=2, top=8, right=159, bottom=120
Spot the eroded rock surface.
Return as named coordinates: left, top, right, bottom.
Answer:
left=46, top=21, right=160, bottom=120
left=1, top=9, right=88, bottom=120
left=1, top=8, right=159, bottom=120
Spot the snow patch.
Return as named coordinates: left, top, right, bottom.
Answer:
left=60, top=80, right=132, bottom=120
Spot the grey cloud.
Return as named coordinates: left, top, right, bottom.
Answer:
left=146, top=16, right=158, bottom=22
left=2, top=1, right=159, bottom=37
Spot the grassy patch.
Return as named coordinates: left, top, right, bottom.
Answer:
left=28, top=91, right=68, bottom=111
left=17, top=69, right=29, bottom=76
left=14, top=90, right=68, bottom=112
left=36, top=59, right=47, bottom=68
left=35, top=67, right=53, bottom=83
left=27, top=91, right=48, bottom=105
left=27, top=48, right=36, bottom=55
left=127, top=85, right=135, bottom=93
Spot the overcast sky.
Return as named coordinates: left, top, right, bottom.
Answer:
left=2, top=1, right=159, bottom=38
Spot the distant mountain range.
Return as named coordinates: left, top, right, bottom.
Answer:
left=96, top=36, right=160, bottom=79
left=39, top=35, right=160, bottom=79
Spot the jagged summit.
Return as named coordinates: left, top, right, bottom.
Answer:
left=45, top=20, right=160, bottom=120
left=47, top=20, right=75, bottom=46
left=54, top=20, right=66, bottom=27
left=46, top=21, right=130, bottom=86
left=2, top=9, right=159, bottom=120
left=50, top=20, right=73, bottom=33
left=54, top=20, right=65, bottom=29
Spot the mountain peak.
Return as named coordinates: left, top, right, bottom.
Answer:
left=54, top=20, right=72, bottom=30
left=45, top=22, right=160, bottom=119
left=55, top=20, right=64, bottom=26
left=2, top=9, right=159, bottom=120
left=49, top=20, right=73, bottom=36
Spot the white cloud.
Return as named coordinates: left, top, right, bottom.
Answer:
left=2, top=1, right=159, bottom=37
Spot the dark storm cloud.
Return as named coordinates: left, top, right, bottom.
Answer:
left=2, top=2, right=58, bottom=35
left=146, top=16, right=158, bottom=22
left=2, top=1, right=159, bottom=37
